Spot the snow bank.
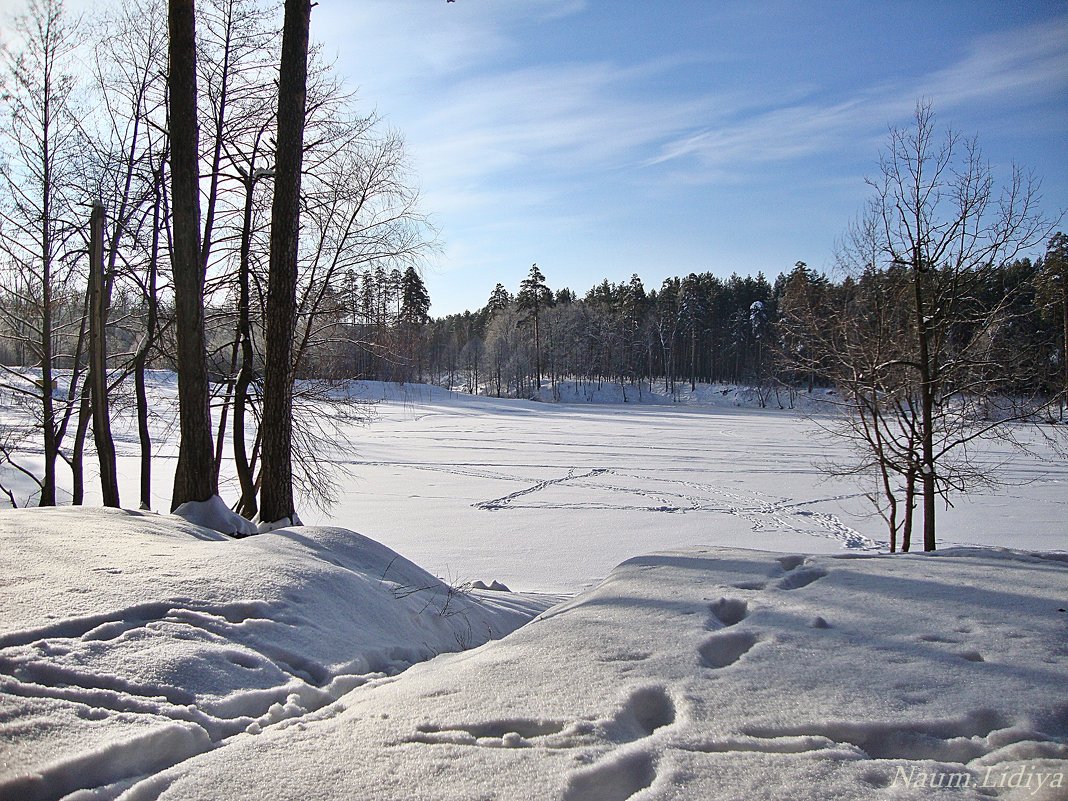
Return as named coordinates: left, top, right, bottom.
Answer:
left=171, top=495, right=258, bottom=536
left=0, top=508, right=559, bottom=800
left=106, top=545, right=1068, bottom=801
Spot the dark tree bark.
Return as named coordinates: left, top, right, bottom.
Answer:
left=169, top=0, right=219, bottom=510
left=88, top=202, right=120, bottom=507
left=233, top=168, right=261, bottom=519
left=259, top=0, right=311, bottom=524
left=70, top=384, right=91, bottom=505
left=134, top=160, right=165, bottom=510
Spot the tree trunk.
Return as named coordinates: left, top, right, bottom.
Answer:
left=233, top=176, right=258, bottom=518
left=259, top=0, right=311, bottom=525
left=902, top=470, right=916, bottom=553
left=88, top=202, right=120, bottom=507
left=134, top=360, right=151, bottom=509
left=71, top=385, right=91, bottom=505
left=135, top=164, right=163, bottom=511
left=1062, top=276, right=1067, bottom=417
left=690, top=327, right=696, bottom=391
left=912, top=264, right=937, bottom=551
left=39, top=115, right=56, bottom=507
left=169, top=0, right=218, bottom=510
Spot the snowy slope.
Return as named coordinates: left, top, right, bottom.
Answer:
left=0, top=508, right=559, bottom=801
left=103, top=545, right=1068, bottom=801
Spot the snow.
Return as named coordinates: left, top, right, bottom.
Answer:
left=171, top=496, right=258, bottom=537
left=300, top=382, right=1067, bottom=591
left=1, top=378, right=1066, bottom=799
left=21, top=543, right=1061, bottom=801
left=0, top=507, right=559, bottom=801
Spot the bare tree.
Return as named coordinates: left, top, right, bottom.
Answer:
left=785, top=103, right=1059, bottom=551
left=0, top=0, right=85, bottom=506
left=168, top=0, right=220, bottom=509
left=259, top=0, right=312, bottom=525
left=83, top=0, right=171, bottom=509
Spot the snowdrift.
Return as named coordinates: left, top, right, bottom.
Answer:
left=5, top=523, right=1064, bottom=800
left=0, top=508, right=559, bottom=801
left=124, top=546, right=1068, bottom=801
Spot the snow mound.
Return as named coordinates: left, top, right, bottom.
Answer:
left=171, top=495, right=257, bottom=536
left=0, top=508, right=559, bottom=800
left=470, top=579, right=511, bottom=592
left=117, top=546, right=1068, bottom=801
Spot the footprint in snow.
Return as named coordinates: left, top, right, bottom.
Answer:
left=770, top=555, right=828, bottom=590
left=706, top=597, right=749, bottom=629
left=698, top=630, right=760, bottom=669
left=561, top=686, right=675, bottom=801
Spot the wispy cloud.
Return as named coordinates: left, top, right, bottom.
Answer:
left=413, top=60, right=712, bottom=178
left=924, top=16, right=1068, bottom=110
left=315, top=0, right=587, bottom=97
left=646, top=16, right=1068, bottom=181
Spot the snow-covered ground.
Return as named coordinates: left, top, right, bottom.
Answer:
left=1, top=377, right=1066, bottom=799
left=3, top=375, right=1064, bottom=592
left=0, top=507, right=560, bottom=800
left=125, top=547, right=1068, bottom=801
left=3, top=510, right=1066, bottom=800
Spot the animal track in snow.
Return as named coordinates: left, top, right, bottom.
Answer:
left=741, top=708, right=1013, bottom=762
left=408, top=686, right=676, bottom=753
left=410, top=718, right=566, bottom=747
left=731, top=580, right=766, bottom=591
left=475, top=468, right=608, bottom=511
left=698, top=631, right=760, bottom=669
left=771, top=556, right=828, bottom=591
left=706, top=597, right=748, bottom=629
left=614, top=686, right=675, bottom=740
left=596, top=650, right=653, bottom=663
left=918, top=633, right=964, bottom=644
left=562, top=750, right=656, bottom=801
left=777, top=567, right=828, bottom=591
left=774, top=555, right=806, bottom=573
left=559, top=687, right=674, bottom=801
left=455, top=462, right=879, bottom=550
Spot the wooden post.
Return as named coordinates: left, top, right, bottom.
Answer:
left=89, top=201, right=120, bottom=507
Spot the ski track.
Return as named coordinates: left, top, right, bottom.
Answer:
left=360, top=460, right=879, bottom=551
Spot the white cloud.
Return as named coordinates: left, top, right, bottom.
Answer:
left=646, top=16, right=1068, bottom=181
left=924, top=17, right=1068, bottom=110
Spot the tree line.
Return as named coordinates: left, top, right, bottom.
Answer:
left=416, top=248, right=1063, bottom=415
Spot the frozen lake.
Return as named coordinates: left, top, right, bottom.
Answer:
left=5, top=378, right=1065, bottom=593
left=296, top=385, right=1066, bottom=592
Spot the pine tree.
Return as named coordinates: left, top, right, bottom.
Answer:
left=517, top=263, right=552, bottom=388
left=399, top=266, right=430, bottom=324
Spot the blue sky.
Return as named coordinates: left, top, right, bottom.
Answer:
left=314, top=0, right=1068, bottom=316
left=4, top=0, right=1061, bottom=315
